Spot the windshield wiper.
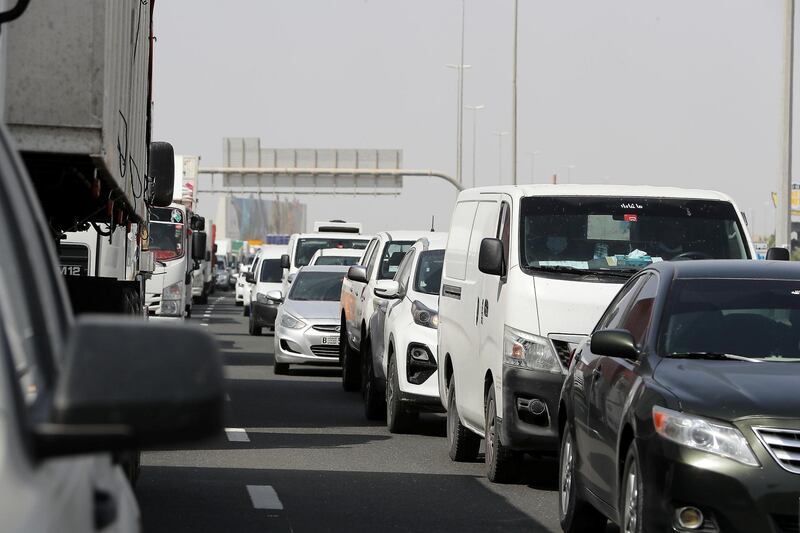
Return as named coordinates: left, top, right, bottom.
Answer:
left=587, top=268, right=638, bottom=278
left=668, top=352, right=764, bottom=363
left=527, top=265, right=589, bottom=275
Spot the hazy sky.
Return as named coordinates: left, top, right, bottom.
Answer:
left=153, top=1, right=789, bottom=237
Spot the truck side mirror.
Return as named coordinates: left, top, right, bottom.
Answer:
left=148, top=142, right=175, bottom=207
left=280, top=254, right=290, bottom=269
left=192, top=232, right=207, bottom=261
left=191, top=215, right=205, bottom=232
left=766, top=247, right=790, bottom=261
left=478, top=238, right=506, bottom=276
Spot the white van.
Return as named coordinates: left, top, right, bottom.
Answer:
left=280, top=232, right=372, bottom=295
left=438, top=185, right=755, bottom=482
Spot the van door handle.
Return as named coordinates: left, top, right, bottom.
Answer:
left=475, top=297, right=481, bottom=325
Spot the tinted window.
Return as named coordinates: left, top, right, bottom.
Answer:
left=288, top=271, right=346, bottom=302
left=596, top=275, right=649, bottom=332
left=662, top=279, right=800, bottom=361
left=379, top=241, right=414, bottom=280
left=620, top=274, right=659, bottom=346
left=295, top=238, right=370, bottom=267
left=315, top=256, right=360, bottom=266
left=260, top=259, right=283, bottom=282
left=414, top=250, right=444, bottom=295
left=520, top=197, right=749, bottom=272
left=498, top=202, right=511, bottom=269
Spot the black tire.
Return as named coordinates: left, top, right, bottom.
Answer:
left=362, top=339, right=386, bottom=420
left=620, top=443, right=645, bottom=533
left=185, top=306, right=192, bottom=319
left=248, top=316, right=261, bottom=336
left=340, top=319, right=360, bottom=392
left=120, top=450, right=141, bottom=487
left=274, top=362, right=290, bottom=375
left=446, top=378, right=480, bottom=462
left=235, top=300, right=243, bottom=307
left=386, top=355, right=418, bottom=433
left=559, top=421, right=608, bottom=533
left=485, top=385, right=521, bottom=483
left=244, top=305, right=250, bottom=317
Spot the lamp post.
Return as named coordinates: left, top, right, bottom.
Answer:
left=465, top=105, right=484, bottom=188
left=511, top=0, right=519, bottom=185
left=445, top=0, right=469, bottom=185
left=492, top=131, right=510, bottom=183
left=777, top=0, right=795, bottom=248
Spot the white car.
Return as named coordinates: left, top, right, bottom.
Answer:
left=247, top=244, right=287, bottom=335
left=370, top=233, right=447, bottom=432
left=438, top=184, right=756, bottom=483
left=309, top=247, right=364, bottom=266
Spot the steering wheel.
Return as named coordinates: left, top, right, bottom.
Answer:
left=673, top=251, right=713, bottom=261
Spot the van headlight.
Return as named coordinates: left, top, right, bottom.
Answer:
left=652, top=406, right=759, bottom=467
left=503, top=326, right=562, bottom=374
left=162, top=281, right=183, bottom=301
left=280, top=313, right=306, bottom=330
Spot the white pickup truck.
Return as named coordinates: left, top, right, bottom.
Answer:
left=338, top=231, right=430, bottom=418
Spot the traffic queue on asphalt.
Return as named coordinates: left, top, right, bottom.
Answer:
left=235, top=185, right=800, bottom=533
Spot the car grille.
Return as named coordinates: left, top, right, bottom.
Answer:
left=310, top=345, right=339, bottom=357
left=773, top=514, right=800, bottom=533
left=753, top=427, right=800, bottom=474
left=312, top=325, right=340, bottom=333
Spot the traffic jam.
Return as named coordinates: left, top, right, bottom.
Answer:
left=2, top=1, right=800, bottom=533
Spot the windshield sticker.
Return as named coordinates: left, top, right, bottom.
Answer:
left=171, top=209, right=183, bottom=223
left=624, top=214, right=638, bottom=222
left=620, top=203, right=643, bottom=209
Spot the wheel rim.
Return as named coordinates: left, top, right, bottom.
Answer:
left=559, top=434, right=574, bottom=520
left=623, top=460, right=639, bottom=533
left=447, top=387, right=456, bottom=446
left=485, top=397, right=495, bottom=467
left=387, top=363, right=395, bottom=419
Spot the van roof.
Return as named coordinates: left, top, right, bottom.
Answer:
left=458, top=184, right=735, bottom=203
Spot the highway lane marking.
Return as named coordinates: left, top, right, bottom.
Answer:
left=225, top=428, right=250, bottom=442
left=246, top=485, right=284, bottom=510
left=200, top=323, right=209, bottom=327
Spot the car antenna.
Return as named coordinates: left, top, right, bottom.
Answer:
left=430, top=215, right=435, bottom=232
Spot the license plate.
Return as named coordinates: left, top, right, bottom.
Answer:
left=322, top=336, right=340, bottom=345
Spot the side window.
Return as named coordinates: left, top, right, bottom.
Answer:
left=251, top=258, right=260, bottom=276
left=378, top=242, right=413, bottom=280
left=365, top=239, right=381, bottom=280
left=595, top=275, right=649, bottom=332
left=620, top=274, right=659, bottom=346
left=497, top=202, right=511, bottom=270
left=360, top=239, right=376, bottom=267
left=395, top=249, right=416, bottom=294
left=444, top=201, right=478, bottom=281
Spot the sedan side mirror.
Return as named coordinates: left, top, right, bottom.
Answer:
left=591, top=329, right=639, bottom=360
left=478, top=238, right=506, bottom=276
left=266, top=290, right=284, bottom=303
left=244, top=272, right=255, bottom=284
left=148, top=142, right=175, bottom=207
left=192, top=232, right=207, bottom=261
left=374, top=280, right=401, bottom=299
left=280, top=254, right=290, bottom=269
left=766, top=247, right=790, bottom=261
left=36, top=316, right=223, bottom=458
left=347, top=265, right=368, bottom=283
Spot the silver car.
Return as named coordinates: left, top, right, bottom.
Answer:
left=273, top=265, right=349, bottom=375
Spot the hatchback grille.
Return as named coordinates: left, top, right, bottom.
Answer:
left=754, top=427, right=800, bottom=474
left=773, top=514, right=800, bottom=533
left=312, top=325, right=340, bottom=333
left=310, top=345, right=339, bottom=358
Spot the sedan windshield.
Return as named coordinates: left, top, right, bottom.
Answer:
left=288, top=271, right=345, bottom=301
left=295, top=238, right=370, bottom=267
left=663, top=279, right=800, bottom=361
left=414, top=250, right=444, bottom=295
left=520, top=197, right=749, bottom=273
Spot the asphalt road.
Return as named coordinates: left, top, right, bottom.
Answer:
left=136, top=293, right=616, bottom=533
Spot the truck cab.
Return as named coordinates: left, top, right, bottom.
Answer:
left=146, top=204, right=193, bottom=319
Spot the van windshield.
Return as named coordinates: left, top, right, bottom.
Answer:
left=519, top=197, right=749, bottom=274
left=295, top=238, right=370, bottom=267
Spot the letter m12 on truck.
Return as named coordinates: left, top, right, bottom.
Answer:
left=2, top=0, right=204, bottom=317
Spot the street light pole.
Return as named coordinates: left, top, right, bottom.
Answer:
left=511, top=0, right=519, bottom=185
left=492, top=131, right=510, bottom=183
left=778, top=0, right=795, bottom=249
left=446, top=60, right=471, bottom=185
left=465, top=105, right=485, bottom=188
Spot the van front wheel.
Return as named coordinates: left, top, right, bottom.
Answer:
left=447, top=379, right=479, bottom=462
left=485, top=385, right=521, bottom=483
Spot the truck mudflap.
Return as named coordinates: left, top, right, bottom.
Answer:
left=63, top=277, right=142, bottom=315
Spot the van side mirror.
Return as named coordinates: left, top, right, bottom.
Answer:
left=766, top=247, right=790, bottom=261
left=148, top=142, right=175, bottom=207
left=280, top=254, right=290, bottom=269
left=591, top=329, right=639, bottom=360
left=35, top=316, right=223, bottom=458
left=192, top=232, right=207, bottom=261
left=347, top=265, right=368, bottom=283
left=478, top=238, right=505, bottom=276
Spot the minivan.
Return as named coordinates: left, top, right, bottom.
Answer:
left=437, top=184, right=755, bottom=482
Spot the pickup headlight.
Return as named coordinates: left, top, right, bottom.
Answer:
left=163, top=281, right=183, bottom=301
left=653, top=406, right=759, bottom=467
left=503, top=326, right=562, bottom=374
left=411, top=300, right=438, bottom=329
left=280, top=313, right=306, bottom=330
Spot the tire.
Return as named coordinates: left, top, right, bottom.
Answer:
left=559, top=421, right=608, bottom=533
left=484, top=385, right=521, bottom=483
left=235, top=300, right=243, bottom=307
left=244, top=305, right=250, bottom=317
left=185, top=306, right=192, bottom=319
left=386, top=355, right=418, bottom=433
left=446, top=378, right=480, bottom=462
left=362, top=339, right=386, bottom=420
left=248, top=316, right=261, bottom=336
left=274, top=362, right=290, bottom=375
left=620, top=443, right=645, bottom=533
left=340, top=319, right=360, bottom=392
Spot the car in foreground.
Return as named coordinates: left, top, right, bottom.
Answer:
left=558, top=260, right=800, bottom=533
left=370, top=233, right=447, bottom=432
left=273, top=265, right=349, bottom=374
left=310, top=247, right=364, bottom=266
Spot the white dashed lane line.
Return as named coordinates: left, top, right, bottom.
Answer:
left=225, top=428, right=250, bottom=442
left=246, top=485, right=284, bottom=510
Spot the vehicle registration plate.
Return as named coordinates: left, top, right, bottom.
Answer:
left=322, top=336, right=340, bottom=345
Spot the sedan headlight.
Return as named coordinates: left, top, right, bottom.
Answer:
left=280, top=313, right=306, bottom=330
left=411, top=300, right=438, bottom=329
left=162, top=281, right=183, bottom=301
left=653, top=406, right=759, bottom=467
left=503, top=326, right=562, bottom=374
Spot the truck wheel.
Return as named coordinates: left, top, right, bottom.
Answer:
left=200, top=293, right=208, bottom=305
left=386, top=355, right=417, bottom=433
left=447, top=378, right=479, bottom=462
left=244, top=305, right=250, bottom=317
left=235, top=300, right=243, bottom=307
left=485, top=385, right=521, bottom=483
left=363, top=339, right=385, bottom=420
left=274, top=362, right=290, bottom=375
left=340, top=319, right=360, bottom=392
left=185, top=306, right=192, bottom=319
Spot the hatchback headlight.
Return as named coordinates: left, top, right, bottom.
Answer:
left=411, top=300, right=439, bottom=329
left=653, top=406, right=759, bottom=467
left=280, top=313, right=306, bottom=330
left=503, top=326, right=562, bottom=374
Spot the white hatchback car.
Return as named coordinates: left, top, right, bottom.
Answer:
left=370, top=233, right=447, bottom=432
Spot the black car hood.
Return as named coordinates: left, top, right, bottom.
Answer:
left=653, top=358, right=800, bottom=421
